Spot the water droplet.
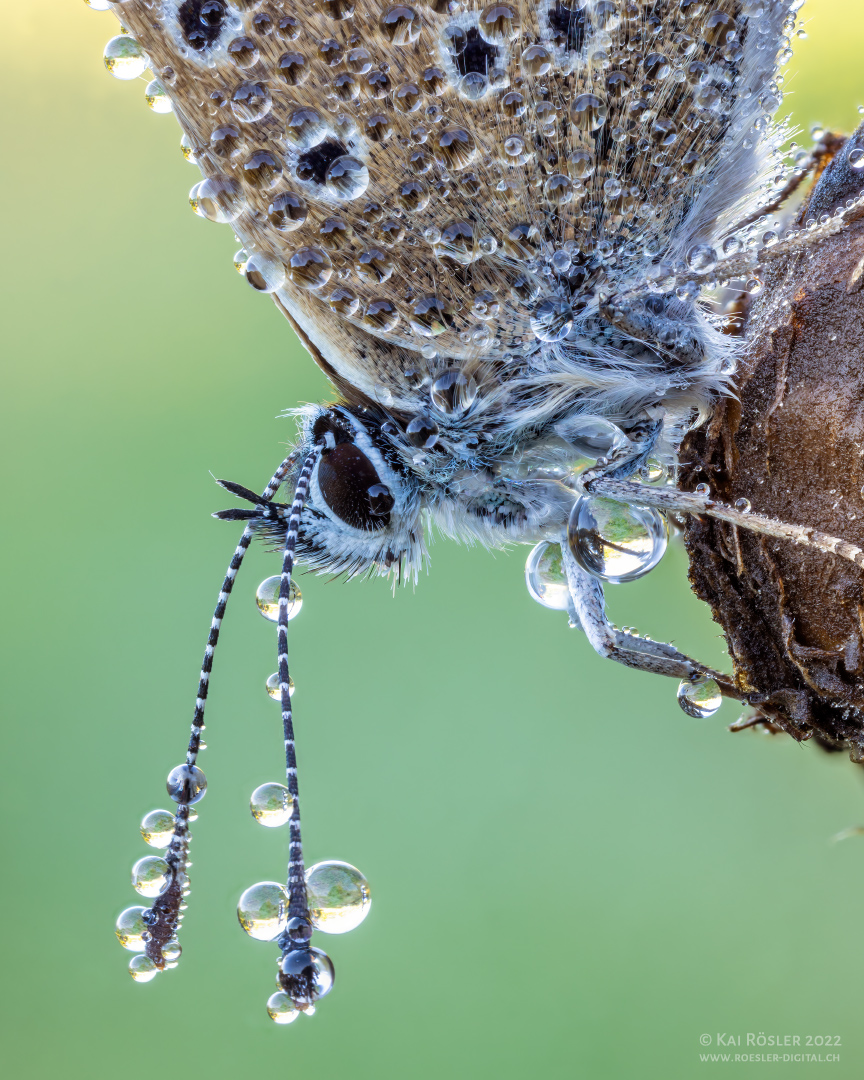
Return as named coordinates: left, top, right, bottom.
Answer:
left=287, top=247, right=333, bottom=290
left=180, top=132, right=198, bottom=164
left=268, top=192, right=308, bottom=232
left=568, top=149, right=595, bottom=179
left=694, top=482, right=711, bottom=497
left=250, top=783, right=294, bottom=827
left=190, top=176, right=246, bottom=223
left=267, top=991, right=300, bottom=1024
left=639, top=458, right=668, bottom=484
left=145, top=79, right=172, bottom=113
left=477, top=2, right=520, bottom=44
left=245, top=252, right=286, bottom=293
left=230, top=81, right=272, bottom=123
left=571, top=94, right=608, bottom=131
left=393, top=81, right=421, bottom=113
left=405, top=415, right=440, bottom=449
left=567, top=497, right=668, bottom=583
left=459, top=71, right=489, bottom=100
left=103, top=36, right=148, bottom=81
left=131, top=856, right=171, bottom=897
left=565, top=418, right=628, bottom=461
left=305, top=860, right=371, bottom=934
left=686, top=244, right=717, bottom=274
left=531, top=297, right=574, bottom=343
left=140, top=809, right=175, bottom=848
left=543, top=174, right=574, bottom=205
left=411, top=295, right=454, bottom=336
left=115, top=906, right=149, bottom=951
left=227, top=35, right=259, bottom=67
left=356, top=247, right=395, bottom=285
left=435, top=126, right=476, bottom=170
left=166, top=763, right=207, bottom=805
left=430, top=370, right=478, bottom=416
left=363, top=298, right=400, bottom=332
left=734, top=497, right=751, bottom=513
left=521, top=44, right=551, bottom=77
left=277, top=50, right=310, bottom=86
left=162, top=938, right=182, bottom=962
left=237, top=881, right=290, bottom=940
left=280, top=946, right=335, bottom=1002
left=128, top=955, right=159, bottom=983
left=525, top=542, right=570, bottom=611
left=256, top=576, right=302, bottom=622
left=266, top=672, right=296, bottom=699
left=380, top=5, right=421, bottom=46
left=242, top=150, right=282, bottom=189
left=701, top=9, right=736, bottom=46
left=850, top=147, right=864, bottom=170
left=677, top=676, right=723, bottom=718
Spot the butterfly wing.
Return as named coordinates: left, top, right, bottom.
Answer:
left=109, top=1, right=799, bottom=421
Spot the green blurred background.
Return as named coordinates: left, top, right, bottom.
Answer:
left=3, top=3, right=864, bottom=1077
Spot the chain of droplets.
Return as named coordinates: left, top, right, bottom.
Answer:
left=128, top=452, right=298, bottom=977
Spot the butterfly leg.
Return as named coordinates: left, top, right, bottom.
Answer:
left=583, top=477, right=864, bottom=571
left=560, top=538, right=732, bottom=686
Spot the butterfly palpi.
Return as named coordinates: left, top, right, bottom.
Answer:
left=99, top=0, right=864, bottom=1019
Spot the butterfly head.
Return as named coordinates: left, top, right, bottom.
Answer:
left=285, top=404, right=426, bottom=581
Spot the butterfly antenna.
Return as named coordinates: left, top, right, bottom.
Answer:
left=133, top=451, right=299, bottom=974
left=270, top=446, right=334, bottom=1009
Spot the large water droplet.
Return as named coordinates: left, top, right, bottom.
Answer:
left=280, top=946, right=335, bottom=1002
left=231, top=81, right=272, bottom=123
left=237, top=881, right=290, bottom=940
left=478, top=2, right=520, bottom=44
left=531, top=297, right=574, bottom=342
left=250, top=783, right=294, bottom=827
left=131, top=856, right=171, bottom=897
left=285, top=107, right=327, bottom=150
left=564, top=418, right=628, bottom=461
left=128, top=955, right=159, bottom=982
left=430, top=370, right=478, bottom=416
left=190, top=176, right=246, bottom=223
left=266, top=991, right=300, bottom=1024
left=166, top=763, right=207, bottom=804
left=145, top=79, right=172, bottom=113
left=571, top=93, right=607, bottom=131
left=406, top=415, right=440, bottom=449
left=525, top=542, right=570, bottom=610
left=266, top=672, right=296, bottom=699
left=245, top=252, right=286, bottom=293
left=115, top=906, right=149, bottom=951
left=305, top=860, right=371, bottom=934
left=140, top=809, right=175, bottom=848
left=411, top=295, right=454, bottom=336
left=380, top=5, right=421, bottom=46
left=287, top=247, right=332, bottom=290
left=686, top=244, right=717, bottom=274
left=677, top=676, right=723, bottom=718
left=103, top=36, right=148, bottom=80
left=256, top=576, right=302, bottom=622
left=567, top=497, right=668, bottom=583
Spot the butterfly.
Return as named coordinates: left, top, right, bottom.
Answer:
left=100, top=0, right=864, bottom=1020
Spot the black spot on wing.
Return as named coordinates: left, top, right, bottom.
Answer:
left=296, top=140, right=348, bottom=184
left=178, top=0, right=225, bottom=51
left=547, top=2, right=587, bottom=53
left=455, top=28, right=499, bottom=77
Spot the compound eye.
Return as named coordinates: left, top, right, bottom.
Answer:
left=317, top=443, right=393, bottom=530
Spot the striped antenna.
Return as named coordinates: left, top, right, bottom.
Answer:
left=143, top=450, right=299, bottom=968
left=274, top=447, right=321, bottom=923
